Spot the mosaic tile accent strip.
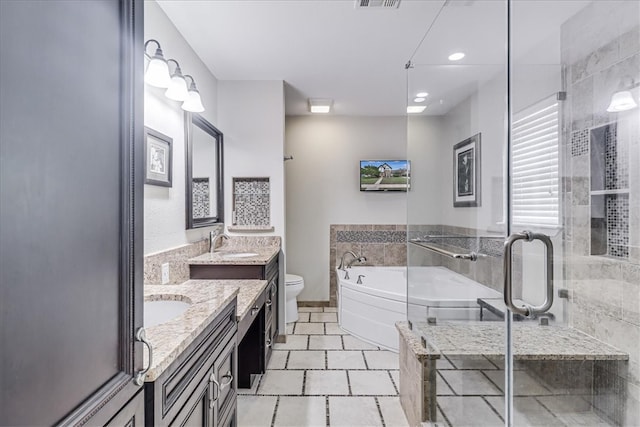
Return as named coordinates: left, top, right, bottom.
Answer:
left=233, top=177, right=271, bottom=227
left=603, top=124, right=629, bottom=190
left=336, top=230, right=406, bottom=244
left=606, top=194, right=629, bottom=258
left=192, top=178, right=210, bottom=219
left=571, top=129, right=589, bottom=156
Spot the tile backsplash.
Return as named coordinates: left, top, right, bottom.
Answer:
left=232, top=177, right=271, bottom=227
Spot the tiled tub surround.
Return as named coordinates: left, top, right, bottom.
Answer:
left=189, top=236, right=281, bottom=266
left=408, top=224, right=511, bottom=295
left=144, top=279, right=267, bottom=381
left=562, top=1, right=640, bottom=421
left=329, top=225, right=407, bottom=306
left=398, top=321, right=630, bottom=426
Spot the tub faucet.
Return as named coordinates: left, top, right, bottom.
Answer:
left=210, top=231, right=229, bottom=253
left=356, top=275, right=365, bottom=284
left=338, top=251, right=367, bottom=270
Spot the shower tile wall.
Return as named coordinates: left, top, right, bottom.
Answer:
left=562, top=1, right=640, bottom=422
left=329, top=224, right=407, bottom=306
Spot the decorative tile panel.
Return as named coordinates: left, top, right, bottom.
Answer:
left=192, top=178, right=210, bottom=219
left=571, top=129, right=589, bottom=156
left=606, top=194, right=629, bottom=258
left=232, top=177, right=270, bottom=227
left=336, top=230, right=406, bottom=244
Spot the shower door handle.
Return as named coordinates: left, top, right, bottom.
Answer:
left=503, top=231, right=554, bottom=317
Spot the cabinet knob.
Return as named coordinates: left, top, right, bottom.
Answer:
left=251, top=305, right=260, bottom=316
left=265, top=299, right=272, bottom=307
left=220, top=370, right=233, bottom=390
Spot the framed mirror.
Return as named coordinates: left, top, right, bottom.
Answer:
left=185, top=113, right=224, bottom=229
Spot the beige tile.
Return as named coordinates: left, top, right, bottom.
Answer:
left=287, top=350, right=325, bottom=369
left=343, top=335, right=379, bottom=350
left=267, top=350, right=288, bottom=370
left=324, top=307, right=338, bottom=313
left=349, top=370, right=397, bottom=395
left=296, top=312, right=311, bottom=322
left=327, top=350, right=366, bottom=369
left=384, top=244, right=407, bottom=266
left=325, top=323, right=348, bottom=335
left=310, top=312, right=338, bottom=323
left=329, top=396, right=383, bottom=427
left=305, top=370, right=349, bottom=395
left=258, top=370, right=304, bottom=395
left=485, top=396, right=564, bottom=426
left=364, top=350, right=399, bottom=370
left=436, top=373, right=454, bottom=396
left=285, top=323, right=294, bottom=334
left=237, top=396, right=277, bottom=426
left=377, top=397, right=410, bottom=427
left=389, top=370, right=400, bottom=390
left=298, top=307, right=323, bottom=312
left=274, top=396, right=326, bottom=427
left=438, top=396, right=503, bottom=426
left=439, top=371, right=502, bottom=396
left=295, top=323, right=325, bottom=335
left=483, top=370, right=553, bottom=396
left=309, top=335, right=343, bottom=350
left=273, top=335, right=308, bottom=350
left=362, top=243, right=385, bottom=266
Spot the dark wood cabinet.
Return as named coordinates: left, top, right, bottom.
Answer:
left=190, top=257, right=279, bottom=389
left=145, top=301, right=237, bottom=427
left=0, top=1, right=144, bottom=425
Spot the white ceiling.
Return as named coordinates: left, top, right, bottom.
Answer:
left=157, top=0, right=591, bottom=117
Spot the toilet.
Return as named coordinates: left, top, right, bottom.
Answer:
left=285, top=274, right=304, bottom=323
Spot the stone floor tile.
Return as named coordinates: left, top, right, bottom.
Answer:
left=342, top=335, right=379, bottom=350
left=295, top=323, right=325, bottom=335
left=438, top=396, right=503, bottom=426
left=329, top=396, right=383, bottom=427
left=298, top=307, right=323, bottom=312
left=324, top=307, right=338, bottom=313
left=310, top=312, right=338, bottom=323
left=309, top=335, right=343, bottom=350
left=349, top=370, right=396, bottom=395
left=439, top=370, right=502, bottom=396
left=485, top=396, right=565, bottom=426
left=327, top=350, right=366, bottom=369
left=267, top=350, right=288, bottom=370
left=273, top=396, right=326, bottom=427
left=237, top=396, right=277, bottom=426
left=325, top=322, right=348, bottom=335
left=363, top=350, right=399, bottom=370
left=287, top=350, right=325, bottom=369
left=305, top=370, right=349, bottom=395
left=377, top=396, right=410, bottom=427
left=273, top=335, right=308, bottom=350
left=257, top=370, right=304, bottom=395
left=483, top=370, right=553, bottom=396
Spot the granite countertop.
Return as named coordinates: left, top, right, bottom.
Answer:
left=412, top=321, right=629, bottom=361
left=143, top=279, right=265, bottom=381
left=188, top=236, right=280, bottom=266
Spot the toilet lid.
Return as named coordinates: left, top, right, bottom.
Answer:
left=285, top=274, right=304, bottom=285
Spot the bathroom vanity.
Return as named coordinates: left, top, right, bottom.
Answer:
left=189, top=240, right=281, bottom=388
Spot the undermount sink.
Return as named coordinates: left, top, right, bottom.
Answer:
left=144, top=299, right=191, bottom=328
left=219, top=252, right=259, bottom=259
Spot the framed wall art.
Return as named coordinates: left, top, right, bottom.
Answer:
left=453, top=133, right=481, bottom=207
left=144, top=127, right=173, bottom=187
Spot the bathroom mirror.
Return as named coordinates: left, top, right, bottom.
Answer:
left=185, top=113, right=224, bottom=229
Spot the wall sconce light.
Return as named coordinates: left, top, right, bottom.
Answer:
left=144, top=39, right=171, bottom=88
left=164, top=59, right=189, bottom=101
left=182, top=75, right=205, bottom=113
left=606, top=76, right=638, bottom=113
left=308, top=98, right=333, bottom=114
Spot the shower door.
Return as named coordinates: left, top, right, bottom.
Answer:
left=406, top=0, right=639, bottom=425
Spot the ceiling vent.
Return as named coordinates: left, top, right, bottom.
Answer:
left=355, top=0, right=401, bottom=9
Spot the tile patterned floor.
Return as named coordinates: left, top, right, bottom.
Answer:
left=238, top=307, right=616, bottom=427
left=237, top=307, right=409, bottom=427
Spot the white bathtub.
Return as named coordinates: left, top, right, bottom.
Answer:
left=337, top=266, right=501, bottom=352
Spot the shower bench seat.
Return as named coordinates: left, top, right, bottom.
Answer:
left=396, top=321, right=629, bottom=426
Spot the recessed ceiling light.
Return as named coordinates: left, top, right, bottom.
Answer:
left=414, top=97, right=426, bottom=103
left=416, top=92, right=429, bottom=98
left=448, top=52, right=465, bottom=61
left=407, top=105, right=426, bottom=114
left=308, top=98, right=333, bottom=114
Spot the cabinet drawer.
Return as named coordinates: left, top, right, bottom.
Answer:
left=238, top=289, right=266, bottom=341
left=214, top=338, right=237, bottom=426
left=264, top=320, right=274, bottom=368
left=264, top=281, right=276, bottom=325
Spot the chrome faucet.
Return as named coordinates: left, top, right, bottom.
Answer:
left=356, top=275, right=365, bottom=284
left=209, top=231, right=229, bottom=253
left=338, top=251, right=367, bottom=270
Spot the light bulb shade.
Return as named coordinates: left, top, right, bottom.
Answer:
left=145, top=56, right=171, bottom=88
left=182, top=89, right=205, bottom=112
left=165, top=75, right=189, bottom=101
left=606, top=90, right=638, bottom=112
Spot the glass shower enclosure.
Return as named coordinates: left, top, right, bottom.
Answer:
left=406, top=1, right=639, bottom=425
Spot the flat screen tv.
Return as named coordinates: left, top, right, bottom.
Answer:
left=360, top=160, right=410, bottom=192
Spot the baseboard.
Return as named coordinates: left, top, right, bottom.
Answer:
left=297, top=301, right=332, bottom=308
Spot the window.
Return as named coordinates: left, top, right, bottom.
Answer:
left=511, top=94, right=560, bottom=227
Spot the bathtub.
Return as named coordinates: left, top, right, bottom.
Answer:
left=337, top=266, right=501, bottom=352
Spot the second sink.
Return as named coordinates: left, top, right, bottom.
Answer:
left=144, top=299, right=191, bottom=328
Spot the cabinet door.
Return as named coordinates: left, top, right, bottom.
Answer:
left=213, top=337, right=238, bottom=426
left=170, top=378, right=213, bottom=427
left=0, top=0, right=144, bottom=425
left=105, top=391, right=145, bottom=427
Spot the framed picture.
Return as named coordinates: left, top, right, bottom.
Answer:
left=144, top=127, right=173, bottom=187
left=453, top=133, right=481, bottom=207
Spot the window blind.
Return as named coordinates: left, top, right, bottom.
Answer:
left=511, top=94, right=560, bottom=227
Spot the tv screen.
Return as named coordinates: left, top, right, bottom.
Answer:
left=360, top=160, right=410, bottom=192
